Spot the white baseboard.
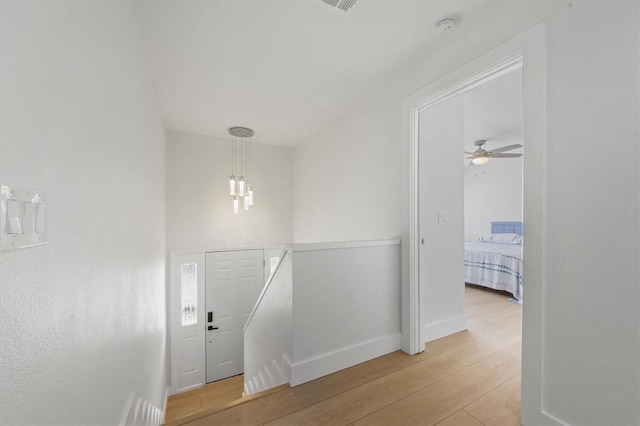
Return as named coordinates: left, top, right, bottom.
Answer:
left=422, top=314, right=468, bottom=345
left=118, top=387, right=169, bottom=426
left=161, top=387, right=169, bottom=425
left=290, top=332, right=401, bottom=386
left=540, top=409, right=566, bottom=425
left=118, top=392, right=136, bottom=426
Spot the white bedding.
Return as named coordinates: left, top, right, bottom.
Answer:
left=464, top=241, right=523, bottom=301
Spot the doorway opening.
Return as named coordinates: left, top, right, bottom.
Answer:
left=417, top=64, right=524, bottom=349
left=404, top=24, right=547, bottom=422
left=462, top=68, right=523, bottom=307
left=409, top=52, right=524, bottom=353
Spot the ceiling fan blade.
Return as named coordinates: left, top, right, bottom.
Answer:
left=490, top=153, right=522, bottom=158
left=464, top=151, right=475, bottom=155
left=488, top=144, right=522, bottom=153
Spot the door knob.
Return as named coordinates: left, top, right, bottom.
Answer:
left=208, top=326, right=219, bottom=331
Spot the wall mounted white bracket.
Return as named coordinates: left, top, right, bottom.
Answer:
left=1, top=185, right=48, bottom=252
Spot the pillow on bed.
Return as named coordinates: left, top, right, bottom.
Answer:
left=478, top=233, right=523, bottom=244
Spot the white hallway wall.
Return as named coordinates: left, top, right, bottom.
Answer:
left=290, top=241, right=401, bottom=386
left=291, top=1, right=639, bottom=424
left=464, top=158, right=523, bottom=242
left=0, top=1, right=168, bottom=425
left=541, top=2, right=638, bottom=424
left=166, top=131, right=292, bottom=251
left=291, top=91, right=401, bottom=243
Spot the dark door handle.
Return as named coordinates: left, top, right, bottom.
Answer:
left=208, top=326, right=219, bottom=331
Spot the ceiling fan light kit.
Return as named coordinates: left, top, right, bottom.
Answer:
left=471, top=156, right=489, bottom=165
left=465, top=139, right=522, bottom=166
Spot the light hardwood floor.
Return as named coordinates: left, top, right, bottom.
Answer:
left=165, top=285, right=522, bottom=425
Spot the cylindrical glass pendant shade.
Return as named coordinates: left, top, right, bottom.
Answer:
left=233, top=196, right=239, bottom=214
left=244, top=195, right=250, bottom=211
left=229, top=175, right=236, bottom=195
left=247, top=187, right=253, bottom=206
left=238, top=177, right=245, bottom=196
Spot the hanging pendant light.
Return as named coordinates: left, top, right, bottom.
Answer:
left=229, top=132, right=237, bottom=195
left=247, top=185, right=253, bottom=206
left=229, top=175, right=236, bottom=196
left=247, top=131, right=253, bottom=206
left=228, top=126, right=255, bottom=214
left=238, top=176, right=245, bottom=196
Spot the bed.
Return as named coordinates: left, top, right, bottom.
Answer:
left=464, top=221, right=523, bottom=302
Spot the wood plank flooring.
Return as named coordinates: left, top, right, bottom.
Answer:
left=165, top=285, right=522, bottom=425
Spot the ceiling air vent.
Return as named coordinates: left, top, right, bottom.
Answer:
left=322, top=0, right=357, bottom=12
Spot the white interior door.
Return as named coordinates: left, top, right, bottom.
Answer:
left=418, top=95, right=467, bottom=346
left=205, top=249, right=264, bottom=383
left=170, top=252, right=206, bottom=394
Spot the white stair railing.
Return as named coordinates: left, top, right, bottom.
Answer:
left=243, top=249, right=293, bottom=395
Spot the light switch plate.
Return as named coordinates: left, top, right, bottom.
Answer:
left=438, top=211, right=448, bottom=225
left=22, top=202, right=35, bottom=234
left=1, top=185, right=48, bottom=252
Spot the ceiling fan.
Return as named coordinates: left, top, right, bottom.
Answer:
left=465, top=139, right=522, bottom=165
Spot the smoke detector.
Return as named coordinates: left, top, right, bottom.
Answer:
left=432, top=17, right=456, bottom=37
left=321, top=0, right=357, bottom=12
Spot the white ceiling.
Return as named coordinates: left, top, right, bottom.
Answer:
left=464, top=68, right=523, bottom=153
left=137, top=0, right=505, bottom=146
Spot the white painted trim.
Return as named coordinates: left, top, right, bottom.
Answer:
left=170, top=245, right=286, bottom=256
left=118, top=392, right=135, bottom=426
left=518, top=23, right=548, bottom=426
left=402, top=46, right=525, bottom=357
left=292, top=239, right=400, bottom=252
left=290, top=332, right=401, bottom=386
left=161, top=387, right=169, bottom=425
left=412, top=53, right=523, bottom=112
left=422, top=314, right=468, bottom=344
left=406, top=48, right=524, bottom=355
left=406, top=106, right=421, bottom=355
left=540, top=410, right=565, bottom=426
left=244, top=249, right=289, bottom=331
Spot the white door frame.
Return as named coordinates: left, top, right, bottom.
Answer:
left=170, top=247, right=271, bottom=395
left=407, top=52, right=523, bottom=350
left=402, top=24, right=552, bottom=424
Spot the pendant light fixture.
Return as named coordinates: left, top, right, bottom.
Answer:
left=228, top=126, right=255, bottom=214
left=229, top=134, right=236, bottom=195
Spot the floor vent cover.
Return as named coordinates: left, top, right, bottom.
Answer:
left=322, top=0, right=357, bottom=12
